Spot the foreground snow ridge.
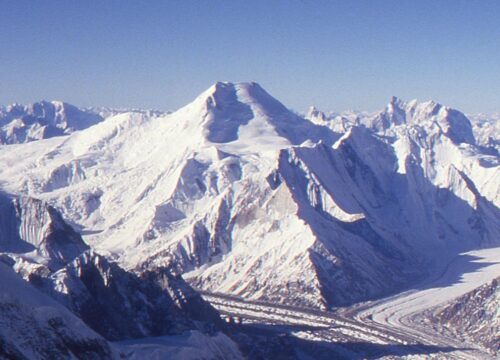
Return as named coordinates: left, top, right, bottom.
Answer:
left=0, top=81, right=499, bottom=359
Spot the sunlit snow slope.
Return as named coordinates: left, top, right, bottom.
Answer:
left=0, top=82, right=498, bottom=309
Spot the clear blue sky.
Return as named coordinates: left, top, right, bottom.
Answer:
left=1, top=0, right=499, bottom=113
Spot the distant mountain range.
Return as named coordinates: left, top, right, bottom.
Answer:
left=0, top=83, right=498, bottom=357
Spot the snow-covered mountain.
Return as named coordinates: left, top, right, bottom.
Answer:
left=0, top=192, right=244, bottom=359
left=0, top=255, right=241, bottom=360
left=307, top=102, right=500, bottom=156
left=468, top=113, right=500, bottom=155
left=0, top=100, right=103, bottom=144
left=307, top=96, right=477, bottom=144
left=7, top=247, right=222, bottom=341
left=0, top=82, right=498, bottom=312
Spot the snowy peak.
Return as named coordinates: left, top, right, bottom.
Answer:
left=182, top=82, right=335, bottom=146
left=386, top=97, right=442, bottom=127
left=306, top=106, right=330, bottom=125
left=308, top=97, right=477, bottom=146
left=197, top=82, right=257, bottom=143
left=202, top=81, right=284, bottom=110
left=468, top=113, right=500, bottom=153
left=380, top=97, right=475, bottom=144
left=0, top=100, right=103, bottom=144
left=0, top=83, right=497, bottom=313
left=437, top=107, right=476, bottom=145
left=194, top=81, right=282, bottom=115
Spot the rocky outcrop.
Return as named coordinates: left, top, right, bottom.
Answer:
left=429, top=277, right=500, bottom=354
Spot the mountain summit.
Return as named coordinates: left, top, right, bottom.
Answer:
left=176, top=81, right=336, bottom=146
left=0, top=83, right=497, bottom=310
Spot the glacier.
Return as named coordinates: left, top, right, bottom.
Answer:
left=0, top=82, right=498, bottom=359
left=0, top=82, right=498, bottom=310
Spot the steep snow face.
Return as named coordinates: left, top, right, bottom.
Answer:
left=0, top=262, right=117, bottom=360
left=0, top=101, right=103, bottom=144
left=0, top=83, right=498, bottom=309
left=175, top=81, right=337, bottom=148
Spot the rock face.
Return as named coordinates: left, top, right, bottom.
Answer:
left=0, top=82, right=498, bottom=310
left=0, top=194, right=90, bottom=269
left=0, top=262, right=117, bottom=360
left=10, top=250, right=222, bottom=341
left=429, top=277, right=500, bottom=355
left=0, top=193, right=223, bottom=343
left=0, top=101, right=103, bottom=144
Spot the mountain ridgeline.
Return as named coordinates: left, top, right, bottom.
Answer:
left=0, top=82, right=498, bottom=358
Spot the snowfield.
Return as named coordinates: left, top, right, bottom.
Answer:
left=0, top=83, right=497, bottom=307
left=0, top=82, right=498, bottom=359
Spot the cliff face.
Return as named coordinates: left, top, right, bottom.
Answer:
left=0, top=262, right=117, bottom=360
left=0, top=193, right=224, bottom=343
left=13, top=249, right=222, bottom=341
left=0, top=194, right=89, bottom=269
left=0, top=84, right=498, bottom=311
